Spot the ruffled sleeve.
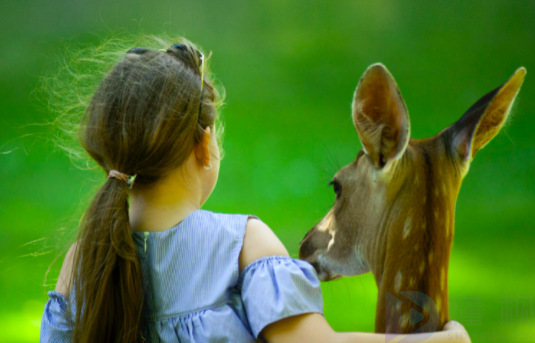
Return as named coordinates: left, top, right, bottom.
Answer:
left=40, top=291, right=73, bottom=343
left=237, top=255, right=324, bottom=339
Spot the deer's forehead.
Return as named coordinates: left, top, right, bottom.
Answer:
left=336, top=150, right=367, bottom=179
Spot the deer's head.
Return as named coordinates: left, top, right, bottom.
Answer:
left=299, top=64, right=525, bottom=288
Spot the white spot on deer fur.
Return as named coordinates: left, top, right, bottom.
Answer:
left=327, top=230, right=335, bottom=250
left=399, top=313, right=409, bottom=328
left=327, top=238, right=334, bottom=250
left=317, top=211, right=334, bottom=232
left=409, top=277, right=415, bottom=287
left=403, top=216, right=412, bottom=239
left=395, top=271, right=403, bottom=291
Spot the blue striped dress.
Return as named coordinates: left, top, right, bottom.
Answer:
left=40, top=209, right=324, bottom=342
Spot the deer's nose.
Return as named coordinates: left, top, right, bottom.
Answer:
left=309, top=261, right=321, bottom=275
left=299, top=228, right=317, bottom=260
left=300, top=226, right=316, bottom=245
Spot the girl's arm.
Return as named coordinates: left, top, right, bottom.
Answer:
left=240, top=219, right=471, bottom=343
left=261, top=313, right=471, bottom=343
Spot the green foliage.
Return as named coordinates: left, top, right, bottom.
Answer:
left=1, top=1, right=534, bottom=342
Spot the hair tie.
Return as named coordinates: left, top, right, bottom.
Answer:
left=107, top=170, right=137, bottom=189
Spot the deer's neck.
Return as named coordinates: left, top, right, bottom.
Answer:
left=369, top=157, right=459, bottom=333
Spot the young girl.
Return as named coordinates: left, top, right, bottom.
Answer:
left=40, top=36, right=471, bottom=343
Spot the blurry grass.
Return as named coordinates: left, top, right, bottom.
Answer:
left=1, top=1, right=535, bottom=343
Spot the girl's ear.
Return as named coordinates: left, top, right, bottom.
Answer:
left=194, top=126, right=211, bottom=168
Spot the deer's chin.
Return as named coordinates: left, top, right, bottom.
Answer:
left=316, top=270, right=337, bottom=282
left=325, top=274, right=344, bottom=281
left=316, top=252, right=371, bottom=280
left=317, top=268, right=346, bottom=282
left=315, top=264, right=347, bottom=281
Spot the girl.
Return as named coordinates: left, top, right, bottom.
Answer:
left=40, top=35, right=471, bottom=343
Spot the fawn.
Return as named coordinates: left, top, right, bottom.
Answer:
left=299, top=63, right=526, bottom=334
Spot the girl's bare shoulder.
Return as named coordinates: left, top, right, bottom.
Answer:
left=238, top=217, right=289, bottom=273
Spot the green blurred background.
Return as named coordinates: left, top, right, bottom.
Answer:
left=1, top=1, right=534, bottom=342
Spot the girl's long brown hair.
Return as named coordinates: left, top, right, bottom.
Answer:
left=51, top=34, right=221, bottom=343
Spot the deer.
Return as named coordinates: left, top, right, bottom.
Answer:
left=298, top=63, right=526, bottom=334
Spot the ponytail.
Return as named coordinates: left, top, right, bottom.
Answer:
left=69, top=176, right=144, bottom=343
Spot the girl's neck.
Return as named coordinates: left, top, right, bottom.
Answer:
left=129, top=195, right=199, bottom=233
left=128, top=155, right=204, bottom=233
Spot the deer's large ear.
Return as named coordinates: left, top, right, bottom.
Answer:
left=352, top=63, right=410, bottom=169
left=447, top=67, right=526, bottom=164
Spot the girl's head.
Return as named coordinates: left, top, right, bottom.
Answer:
left=51, top=35, right=223, bottom=343
left=83, top=40, right=221, bottom=198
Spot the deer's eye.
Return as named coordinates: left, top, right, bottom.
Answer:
left=329, top=180, right=342, bottom=198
